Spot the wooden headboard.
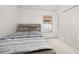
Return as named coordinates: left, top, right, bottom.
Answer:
left=17, top=24, right=41, bottom=32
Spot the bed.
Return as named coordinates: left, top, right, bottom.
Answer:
left=0, top=24, right=56, bottom=54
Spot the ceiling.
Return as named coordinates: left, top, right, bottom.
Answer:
left=18, top=5, right=61, bottom=11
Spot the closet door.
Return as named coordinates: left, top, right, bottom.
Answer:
left=59, top=6, right=79, bottom=49
left=60, top=8, right=75, bottom=46
left=68, top=6, right=78, bottom=48
left=74, top=6, right=79, bottom=49
left=64, top=6, right=79, bottom=49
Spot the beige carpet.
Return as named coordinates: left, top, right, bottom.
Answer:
left=48, top=39, right=79, bottom=54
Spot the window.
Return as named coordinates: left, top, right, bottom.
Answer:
left=43, top=15, right=52, bottom=33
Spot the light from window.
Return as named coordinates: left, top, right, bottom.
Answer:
left=43, top=15, right=52, bottom=33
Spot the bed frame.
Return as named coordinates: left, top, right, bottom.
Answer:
left=17, top=24, right=41, bottom=32
left=16, top=24, right=56, bottom=54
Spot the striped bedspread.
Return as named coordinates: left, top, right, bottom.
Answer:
left=0, top=32, right=52, bottom=54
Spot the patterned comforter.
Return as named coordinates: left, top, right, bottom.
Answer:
left=0, top=32, right=52, bottom=54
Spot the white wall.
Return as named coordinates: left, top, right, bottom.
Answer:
left=0, top=6, right=18, bottom=38
left=19, top=8, right=58, bottom=38
left=58, top=6, right=79, bottom=49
